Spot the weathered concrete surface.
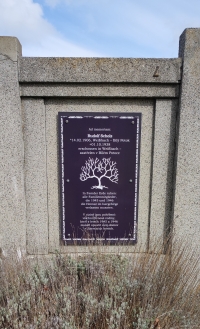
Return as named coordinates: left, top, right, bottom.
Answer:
left=20, top=83, right=180, bottom=98
left=149, top=99, right=177, bottom=249
left=19, top=58, right=182, bottom=83
left=0, top=37, right=26, bottom=254
left=0, top=36, right=22, bottom=61
left=45, top=99, right=153, bottom=253
left=173, top=29, right=200, bottom=248
left=2, top=29, right=200, bottom=256
left=22, top=98, right=49, bottom=255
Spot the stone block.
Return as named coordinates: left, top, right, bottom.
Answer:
left=20, top=83, right=180, bottom=98
left=0, top=37, right=26, bottom=255
left=22, top=98, right=49, bottom=255
left=173, top=29, right=200, bottom=249
left=0, top=36, right=22, bottom=61
left=19, top=57, right=182, bottom=83
left=150, top=99, right=178, bottom=249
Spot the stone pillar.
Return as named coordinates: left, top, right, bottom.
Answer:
left=0, top=37, right=26, bottom=255
left=173, top=29, right=200, bottom=248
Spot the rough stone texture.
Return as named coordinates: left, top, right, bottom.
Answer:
left=0, top=36, right=22, bottom=62
left=149, top=99, right=178, bottom=249
left=22, top=98, right=49, bottom=254
left=20, top=83, right=180, bottom=98
left=19, top=58, right=182, bottom=83
left=173, top=29, right=200, bottom=249
left=45, top=99, right=153, bottom=253
left=0, top=37, right=26, bottom=254
left=2, top=30, right=199, bottom=256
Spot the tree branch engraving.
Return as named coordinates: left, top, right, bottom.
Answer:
left=80, top=157, right=119, bottom=190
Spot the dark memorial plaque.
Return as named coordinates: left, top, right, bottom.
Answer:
left=58, top=112, right=141, bottom=244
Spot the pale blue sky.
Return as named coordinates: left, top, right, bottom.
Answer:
left=0, top=0, right=200, bottom=57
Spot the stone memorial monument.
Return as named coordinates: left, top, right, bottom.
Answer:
left=0, top=28, right=200, bottom=256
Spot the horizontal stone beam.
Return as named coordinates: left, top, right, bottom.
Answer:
left=19, top=58, right=182, bottom=83
left=20, top=83, right=180, bottom=98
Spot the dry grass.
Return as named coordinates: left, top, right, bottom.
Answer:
left=0, top=241, right=199, bottom=329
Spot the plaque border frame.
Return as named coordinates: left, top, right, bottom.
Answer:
left=58, top=112, right=142, bottom=245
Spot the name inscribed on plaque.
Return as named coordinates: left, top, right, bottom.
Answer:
left=58, top=112, right=141, bottom=244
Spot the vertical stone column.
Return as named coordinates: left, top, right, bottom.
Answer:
left=0, top=37, right=26, bottom=255
left=173, top=29, right=200, bottom=248
left=22, top=98, right=49, bottom=255
left=150, top=99, right=177, bottom=249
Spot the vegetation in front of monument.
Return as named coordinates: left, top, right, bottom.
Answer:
left=0, top=242, right=199, bottom=329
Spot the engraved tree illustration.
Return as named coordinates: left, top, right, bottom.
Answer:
left=80, top=157, right=119, bottom=190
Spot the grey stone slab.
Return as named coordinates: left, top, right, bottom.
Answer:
left=45, top=99, right=153, bottom=253
left=0, top=37, right=26, bottom=255
left=22, top=98, right=49, bottom=254
left=149, top=99, right=178, bottom=249
left=173, top=29, right=200, bottom=249
left=19, top=58, right=182, bottom=83
left=0, top=36, right=22, bottom=62
left=20, top=83, right=180, bottom=98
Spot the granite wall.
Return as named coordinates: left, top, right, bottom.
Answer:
left=0, top=28, right=199, bottom=256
